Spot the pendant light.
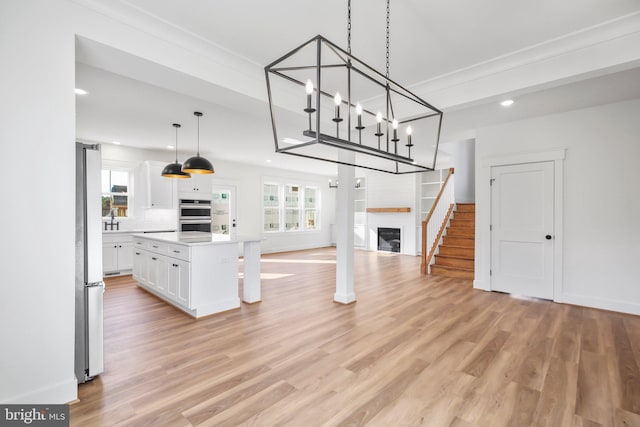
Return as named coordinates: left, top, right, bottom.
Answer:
left=182, top=111, right=214, bottom=174
left=162, top=123, right=191, bottom=179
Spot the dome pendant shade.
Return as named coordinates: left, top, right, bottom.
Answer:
left=182, top=155, right=214, bottom=174
left=182, top=111, right=214, bottom=174
left=162, top=123, right=192, bottom=179
left=161, top=161, right=191, bottom=178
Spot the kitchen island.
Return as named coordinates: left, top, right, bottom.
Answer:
left=131, top=232, right=261, bottom=318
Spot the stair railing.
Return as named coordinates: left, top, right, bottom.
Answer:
left=421, top=168, right=455, bottom=275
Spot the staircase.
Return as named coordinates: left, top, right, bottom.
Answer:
left=430, top=203, right=475, bottom=280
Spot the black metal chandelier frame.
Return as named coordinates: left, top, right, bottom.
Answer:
left=265, top=34, right=443, bottom=174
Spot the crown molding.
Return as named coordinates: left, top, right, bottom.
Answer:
left=411, top=11, right=640, bottom=109
left=70, top=1, right=640, bottom=111
left=70, top=0, right=265, bottom=98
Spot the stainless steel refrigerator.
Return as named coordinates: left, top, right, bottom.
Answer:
left=75, top=142, right=105, bottom=383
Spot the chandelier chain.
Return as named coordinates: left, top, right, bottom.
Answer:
left=347, top=0, right=351, bottom=54
left=386, top=0, right=390, bottom=78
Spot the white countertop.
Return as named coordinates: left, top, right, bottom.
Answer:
left=132, top=231, right=261, bottom=246
left=103, top=228, right=176, bottom=234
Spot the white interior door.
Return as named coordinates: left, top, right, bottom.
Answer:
left=212, top=185, right=237, bottom=239
left=491, top=161, right=554, bottom=299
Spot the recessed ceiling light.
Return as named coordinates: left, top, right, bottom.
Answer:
left=75, top=88, right=88, bottom=95
left=112, top=141, right=121, bottom=145
left=266, top=159, right=272, bottom=163
left=167, top=145, right=174, bottom=150
left=500, top=99, right=514, bottom=107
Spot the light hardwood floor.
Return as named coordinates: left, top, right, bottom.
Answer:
left=71, top=248, right=640, bottom=426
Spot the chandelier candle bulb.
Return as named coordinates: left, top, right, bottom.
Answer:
left=375, top=112, right=384, bottom=136
left=355, top=103, right=364, bottom=129
left=392, top=119, right=399, bottom=142
left=304, top=80, right=316, bottom=113
left=333, top=92, right=342, bottom=121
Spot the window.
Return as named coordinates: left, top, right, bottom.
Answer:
left=284, top=185, right=300, bottom=231
left=304, top=187, right=318, bottom=230
left=102, top=169, right=131, bottom=217
left=263, top=181, right=320, bottom=233
left=263, top=183, right=280, bottom=232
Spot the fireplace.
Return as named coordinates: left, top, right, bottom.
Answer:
left=378, top=227, right=401, bottom=253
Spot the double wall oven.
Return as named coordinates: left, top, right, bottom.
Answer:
left=179, top=198, right=212, bottom=232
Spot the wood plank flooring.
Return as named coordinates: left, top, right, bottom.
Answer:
left=70, top=247, right=640, bottom=426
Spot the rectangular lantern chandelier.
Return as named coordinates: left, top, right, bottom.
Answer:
left=264, top=34, right=443, bottom=174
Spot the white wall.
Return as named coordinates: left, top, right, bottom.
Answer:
left=0, top=0, right=77, bottom=403
left=445, top=139, right=475, bottom=203
left=475, top=98, right=640, bottom=315
left=364, top=171, right=419, bottom=255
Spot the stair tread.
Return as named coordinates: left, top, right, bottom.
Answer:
left=432, top=264, right=474, bottom=272
left=436, top=254, right=475, bottom=261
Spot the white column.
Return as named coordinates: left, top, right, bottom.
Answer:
left=334, top=151, right=356, bottom=304
left=241, top=239, right=261, bottom=304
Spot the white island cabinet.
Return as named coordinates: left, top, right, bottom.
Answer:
left=132, top=232, right=241, bottom=318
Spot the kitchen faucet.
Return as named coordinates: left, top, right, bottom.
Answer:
left=104, top=208, right=120, bottom=231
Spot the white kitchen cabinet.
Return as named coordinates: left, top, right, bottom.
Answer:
left=132, top=249, right=146, bottom=282
left=144, top=161, right=175, bottom=208
left=156, top=256, right=169, bottom=295
left=178, top=173, right=212, bottom=194
left=102, top=233, right=134, bottom=275
left=102, top=243, right=118, bottom=273
left=135, top=245, right=192, bottom=309
left=132, top=233, right=238, bottom=317
left=167, top=258, right=191, bottom=307
left=118, top=241, right=134, bottom=270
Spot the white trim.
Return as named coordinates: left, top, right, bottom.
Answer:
left=481, top=148, right=566, bottom=167
left=72, top=0, right=640, bottom=111
left=552, top=160, right=564, bottom=303
left=476, top=149, right=565, bottom=304
left=473, top=279, right=490, bottom=292
left=412, top=12, right=640, bottom=109
left=260, top=241, right=333, bottom=255
left=562, top=293, right=640, bottom=316
left=334, top=292, right=356, bottom=304
left=4, top=378, right=77, bottom=404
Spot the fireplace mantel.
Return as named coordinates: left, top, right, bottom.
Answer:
left=366, top=207, right=411, bottom=213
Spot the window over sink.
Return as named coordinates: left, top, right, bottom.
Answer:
left=101, top=168, right=131, bottom=217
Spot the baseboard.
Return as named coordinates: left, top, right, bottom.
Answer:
left=3, top=377, right=77, bottom=404
left=261, top=241, right=333, bottom=254
left=334, top=292, right=356, bottom=304
left=561, top=293, right=640, bottom=316
left=196, top=297, right=241, bottom=318
left=473, top=279, right=490, bottom=291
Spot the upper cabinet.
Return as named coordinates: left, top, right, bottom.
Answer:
left=178, top=174, right=212, bottom=195
left=143, top=161, right=176, bottom=209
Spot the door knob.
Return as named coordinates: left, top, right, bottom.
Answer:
left=545, top=235, right=553, bottom=240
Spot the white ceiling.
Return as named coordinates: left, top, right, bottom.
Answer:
left=121, top=0, right=640, bottom=84
left=75, top=0, right=640, bottom=175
